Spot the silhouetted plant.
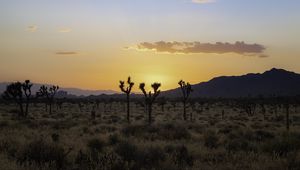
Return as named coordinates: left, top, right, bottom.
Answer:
left=2, top=80, right=32, bottom=117
left=139, top=82, right=161, bottom=124
left=178, top=80, right=193, bottom=121
left=23, top=80, right=32, bottom=116
left=37, top=85, right=59, bottom=114
left=91, top=105, right=96, bottom=120
left=285, top=103, right=290, bottom=131
left=119, top=77, right=134, bottom=123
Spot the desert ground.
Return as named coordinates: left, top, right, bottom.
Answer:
left=0, top=98, right=300, bottom=170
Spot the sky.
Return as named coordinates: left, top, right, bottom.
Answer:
left=0, top=0, right=300, bottom=91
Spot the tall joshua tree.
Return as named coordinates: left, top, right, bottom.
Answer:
left=23, top=80, right=33, bottom=116
left=37, top=85, right=59, bottom=114
left=178, top=80, right=193, bottom=121
left=139, top=82, right=161, bottom=125
left=119, top=77, right=134, bottom=123
left=2, top=80, right=32, bottom=117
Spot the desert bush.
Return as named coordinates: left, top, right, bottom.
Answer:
left=262, top=133, right=300, bottom=157
left=114, top=140, right=138, bottom=163
left=136, top=146, right=166, bottom=169
left=108, top=134, right=121, bottom=145
left=165, top=145, right=193, bottom=167
left=203, top=130, right=219, bottom=149
left=0, top=138, right=20, bottom=158
left=225, top=138, right=257, bottom=153
left=121, top=124, right=191, bottom=141
left=16, top=139, right=72, bottom=170
left=75, top=149, right=126, bottom=170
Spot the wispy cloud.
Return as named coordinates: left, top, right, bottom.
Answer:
left=192, top=0, right=215, bottom=4
left=58, top=28, right=72, bottom=33
left=127, top=41, right=267, bottom=57
left=27, top=25, right=38, bottom=32
left=56, top=51, right=78, bottom=55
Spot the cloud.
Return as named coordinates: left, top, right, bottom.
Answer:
left=27, top=25, right=38, bottom=32
left=56, top=51, right=78, bottom=55
left=192, top=0, right=215, bottom=4
left=59, top=28, right=72, bottom=33
left=128, top=41, right=267, bottom=57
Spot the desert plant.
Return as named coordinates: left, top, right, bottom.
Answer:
left=119, top=76, right=134, bottom=123
left=285, top=103, right=290, bottom=131
left=139, top=82, right=161, bottom=124
left=37, top=85, right=59, bottom=114
left=2, top=80, right=32, bottom=117
left=178, top=80, right=193, bottom=121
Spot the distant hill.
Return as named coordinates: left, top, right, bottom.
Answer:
left=0, top=82, right=118, bottom=97
left=1, top=68, right=300, bottom=98
left=162, top=68, right=300, bottom=98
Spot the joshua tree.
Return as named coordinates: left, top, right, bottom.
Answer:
left=2, top=80, right=32, bottom=117
left=22, top=80, right=33, bottom=116
left=178, top=80, right=193, bottom=121
left=119, top=77, right=134, bottom=123
left=139, top=82, right=161, bottom=124
left=37, top=85, right=59, bottom=114
left=284, top=103, right=290, bottom=131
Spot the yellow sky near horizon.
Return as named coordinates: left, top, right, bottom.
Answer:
left=0, top=0, right=300, bottom=92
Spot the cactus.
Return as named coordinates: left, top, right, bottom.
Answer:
left=37, top=85, right=59, bottom=114
left=139, top=82, right=161, bottom=125
left=178, top=80, right=193, bottom=121
left=2, top=80, right=32, bottom=117
left=119, top=77, right=134, bottom=123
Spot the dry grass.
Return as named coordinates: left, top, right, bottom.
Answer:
left=0, top=101, right=299, bottom=170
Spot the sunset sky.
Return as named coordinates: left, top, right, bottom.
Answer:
left=0, top=0, right=299, bottom=91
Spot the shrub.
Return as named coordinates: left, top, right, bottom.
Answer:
left=75, top=149, right=126, bottom=170
left=87, top=138, right=105, bottom=153
left=108, top=134, right=121, bottom=145
left=165, top=145, right=193, bottom=167
left=203, top=130, right=219, bottom=149
left=262, top=134, right=300, bottom=157
left=16, top=139, right=71, bottom=169
left=137, top=146, right=166, bottom=169
left=115, top=141, right=138, bottom=162
left=225, top=138, right=257, bottom=153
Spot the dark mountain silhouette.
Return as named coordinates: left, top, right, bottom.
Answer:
left=1, top=68, right=299, bottom=98
left=162, top=68, right=300, bottom=98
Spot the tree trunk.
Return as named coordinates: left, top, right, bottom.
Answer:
left=25, top=99, right=29, bottom=117
left=19, top=103, right=24, bottom=117
left=127, top=94, right=130, bottom=123
left=49, top=102, right=52, bottom=114
left=148, top=103, right=152, bottom=125
left=286, top=105, right=290, bottom=131
left=183, top=100, right=187, bottom=121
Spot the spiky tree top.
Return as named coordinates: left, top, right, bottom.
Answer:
left=119, top=77, right=134, bottom=94
left=23, top=80, right=33, bottom=98
left=3, top=82, right=23, bottom=101
left=139, top=82, right=161, bottom=102
left=178, top=80, right=193, bottom=101
left=37, top=85, right=59, bottom=99
left=3, top=80, right=33, bottom=101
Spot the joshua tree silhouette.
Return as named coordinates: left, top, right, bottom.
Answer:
left=23, top=80, right=32, bottom=116
left=2, top=80, right=32, bottom=117
left=119, top=77, right=134, bottom=123
left=139, top=82, right=161, bottom=124
left=37, top=85, right=59, bottom=114
left=178, top=80, right=193, bottom=121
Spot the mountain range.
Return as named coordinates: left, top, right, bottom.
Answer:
left=1, top=68, right=300, bottom=98
left=162, top=68, right=300, bottom=98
